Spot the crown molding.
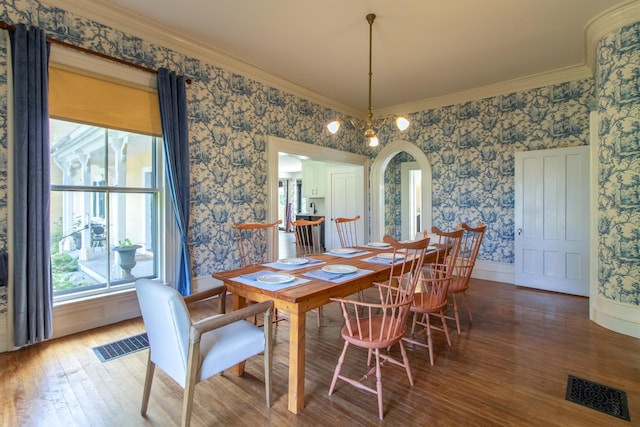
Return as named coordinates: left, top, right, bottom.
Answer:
left=585, top=0, right=640, bottom=73
left=378, top=64, right=593, bottom=116
left=42, top=0, right=363, bottom=118
left=43, top=0, right=637, bottom=120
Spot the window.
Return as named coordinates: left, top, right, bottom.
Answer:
left=49, top=120, right=161, bottom=299
left=46, top=48, right=170, bottom=302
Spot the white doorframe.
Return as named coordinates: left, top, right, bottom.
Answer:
left=267, top=136, right=370, bottom=250
left=370, top=140, right=432, bottom=241
left=514, top=145, right=590, bottom=296
left=401, top=161, right=422, bottom=240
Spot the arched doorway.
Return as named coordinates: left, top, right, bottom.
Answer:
left=370, top=140, right=432, bottom=241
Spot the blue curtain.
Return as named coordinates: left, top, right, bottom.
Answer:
left=9, top=24, right=53, bottom=346
left=157, top=68, right=192, bottom=296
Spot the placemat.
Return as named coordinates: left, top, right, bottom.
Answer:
left=358, top=244, right=391, bottom=250
left=303, top=268, right=373, bottom=283
left=263, top=257, right=325, bottom=270
left=233, top=270, right=310, bottom=290
left=323, top=249, right=370, bottom=258
left=363, top=255, right=407, bottom=265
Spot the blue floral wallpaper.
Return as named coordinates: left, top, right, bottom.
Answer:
left=384, top=151, right=414, bottom=238
left=382, top=79, right=594, bottom=264
left=0, top=0, right=637, bottom=320
left=596, top=21, right=640, bottom=305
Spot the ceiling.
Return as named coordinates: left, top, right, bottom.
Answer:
left=96, top=0, right=626, bottom=116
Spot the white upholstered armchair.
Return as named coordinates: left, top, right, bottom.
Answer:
left=135, top=279, right=274, bottom=426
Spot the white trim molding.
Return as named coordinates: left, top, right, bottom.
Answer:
left=0, top=305, right=7, bottom=352
left=370, top=140, right=432, bottom=241
left=380, top=65, right=593, bottom=117
left=585, top=0, right=640, bottom=73
left=52, top=289, right=141, bottom=339
left=43, top=0, right=362, bottom=118
left=44, top=0, right=628, bottom=120
left=471, top=260, right=515, bottom=285
left=591, top=295, right=640, bottom=339
left=267, top=136, right=370, bottom=241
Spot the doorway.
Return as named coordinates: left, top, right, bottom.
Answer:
left=278, top=179, right=301, bottom=230
left=370, top=140, right=433, bottom=241
left=268, top=136, right=369, bottom=257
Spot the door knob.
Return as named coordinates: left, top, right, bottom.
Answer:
left=517, top=228, right=522, bottom=236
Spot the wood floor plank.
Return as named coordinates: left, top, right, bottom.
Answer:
left=0, top=279, right=638, bottom=426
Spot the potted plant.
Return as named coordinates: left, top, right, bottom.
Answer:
left=112, top=238, right=142, bottom=278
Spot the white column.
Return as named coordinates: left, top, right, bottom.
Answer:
left=78, top=154, right=92, bottom=261
left=109, top=134, right=129, bottom=246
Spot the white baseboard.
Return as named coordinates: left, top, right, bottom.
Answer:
left=471, top=260, right=515, bottom=284
left=192, top=275, right=224, bottom=292
left=0, top=314, right=7, bottom=352
left=590, top=295, right=640, bottom=339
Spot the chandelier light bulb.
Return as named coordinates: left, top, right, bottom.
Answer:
left=395, top=116, right=410, bottom=131
left=327, top=120, right=341, bottom=134
left=368, top=135, right=379, bottom=147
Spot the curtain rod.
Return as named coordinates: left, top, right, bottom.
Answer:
left=0, top=21, right=191, bottom=84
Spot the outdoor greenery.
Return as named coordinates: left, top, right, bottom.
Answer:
left=50, top=219, right=63, bottom=255
left=51, top=252, right=91, bottom=291
left=51, top=252, right=78, bottom=272
left=114, top=238, right=139, bottom=249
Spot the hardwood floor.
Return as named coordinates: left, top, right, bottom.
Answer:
left=1, top=279, right=638, bottom=426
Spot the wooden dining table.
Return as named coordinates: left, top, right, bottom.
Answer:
left=212, top=244, right=439, bottom=414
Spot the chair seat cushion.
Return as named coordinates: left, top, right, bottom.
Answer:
left=341, top=315, right=406, bottom=349
left=199, top=317, right=265, bottom=381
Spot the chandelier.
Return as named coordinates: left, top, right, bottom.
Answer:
left=327, top=13, right=410, bottom=147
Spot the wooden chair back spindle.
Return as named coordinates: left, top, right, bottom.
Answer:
left=335, top=215, right=360, bottom=248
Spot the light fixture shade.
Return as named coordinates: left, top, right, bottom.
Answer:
left=327, top=120, right=341, bottom=134
left=368, top=135, right=379, bottom=147
left=395, top=116, right=410, bottom=131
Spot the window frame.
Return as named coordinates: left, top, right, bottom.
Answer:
left=49, top=46, right=176, bottom=304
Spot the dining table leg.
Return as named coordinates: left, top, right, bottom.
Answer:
left=288, top=307, right=306, bottom=413
left=231, top=293, right=248, bottom=376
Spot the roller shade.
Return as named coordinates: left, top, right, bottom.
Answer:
left=49, top=65, right=162, bottom=136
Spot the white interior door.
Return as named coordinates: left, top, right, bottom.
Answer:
left=327, top=167, right=364, bottom=249
left=514, top=146, right=590, bottom=296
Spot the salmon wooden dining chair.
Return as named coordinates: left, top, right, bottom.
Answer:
left=231, top=220, right=285, bottom=324
left=135, top=279, right=273, bottom=427
left=335, top=215, right=360, bottom=248
left=446, top=221, right=486, bottom=334
left=404, top=226, right=463, bottom=366
left=328, top=235, right=429, bottom=420
left=291, top=217, right=326, bottom=326
left=231, top=220, right=282, bottom=267
left=291, top=217, right=325, bottom=256
left=335, top=215, right=365, bottom=301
